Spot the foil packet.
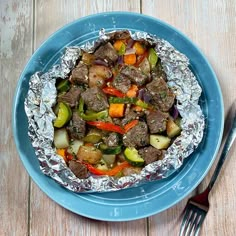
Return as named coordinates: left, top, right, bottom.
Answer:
left=24, top=30, right=205, bottom=192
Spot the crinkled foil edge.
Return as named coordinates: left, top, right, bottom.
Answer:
left=24, top=29, right=205, bottom=192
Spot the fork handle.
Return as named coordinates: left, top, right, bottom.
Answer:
left=208, top=109, right=236, bottom=191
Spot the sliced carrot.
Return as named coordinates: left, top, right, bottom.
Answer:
left=126, top=84, right=138, bottom=98
left=133, top=42, right=146, bottom=55
left=124, top=54, right=136, bottom=65
left=113, top=40, right=125, bottom=51
left=124, top=120, right=139, bottom=133
left=109, top=103, right=125, bottom=118
left=56, top=148, right=67, bottom=162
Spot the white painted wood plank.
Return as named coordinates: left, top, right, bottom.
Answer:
left=30, top=1, right=147, bottom=236
left=142, top=0, right=236, bottom=235
left=0, top=0, right=33, bottom=235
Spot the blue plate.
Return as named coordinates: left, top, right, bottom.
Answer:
left=12, top=12, right=224, bottom=221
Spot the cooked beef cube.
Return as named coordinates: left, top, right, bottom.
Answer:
left=123, top=121, right=149, bottom=148
left=70, top=62, right=89, bottom=84
left=138, top=146, right=164, bottom=165
left=57, top=87, right=81, bottom=107
left=121, top=107, right=144, bottom=126
left=94, top=42, right=118, bottom=63
left=122, top=166, right=142, bottom=176
left=112, top=73, right=131, bottom=93
left=81, top=87, right=109, bottom=112
left=112, top=118, right=122, bottom=126
left=146, top=77, right=175, bottom=112
left=146, top=110, right=168, bottom=133
left=120, top=65, right=148, bottom=86
left=113, top=30, right=131, bottom=40
left=67, top=112, right=86, bottom=140
left=104, top=132, right=119, bottom=147
left=69, top=160, right=88, bottom=178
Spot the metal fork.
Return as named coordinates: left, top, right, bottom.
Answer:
left=179, top=101, right=236, bottom=236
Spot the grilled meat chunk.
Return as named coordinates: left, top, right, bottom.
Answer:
left=67, top=112, right=86, bottom=140
left=81, top=87, right=109, bottom=112
left=70, top=62, right=89, bottom=85
left=57, top=87, right=81, bottom=107
left=94, top=42, right=118, bottom=63
left=146, top=77, right=175, bottom=112
left=146, top=110, right=168, bottom=134
left=138, top=146, right=164, bottom=165
left=123, top=121, right=149, bottom=148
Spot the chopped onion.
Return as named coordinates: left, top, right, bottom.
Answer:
left=127, top=38, right=134, bottom=48
left=138, top=88, right=151, bottom=103
left=124, top=48, right=136, bottom=55
left=117, top=56, right=123, bottom=64
left=94, top=59, right=109, bottom=67
left=171, top=105, right=179, bottom=119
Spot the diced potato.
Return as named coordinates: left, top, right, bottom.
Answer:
left=77, top=146, right=102, bottom=164
left=166, top=119, right=181, bottom=138
left=54, top=128, right=69, bottom=149
left=150, top=134, right=171, bottom=150
left=67, top=139, right=84, bottom=155
left=102, top=154, right=116, bottom=166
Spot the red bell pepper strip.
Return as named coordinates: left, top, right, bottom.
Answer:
left=124, top=120, right=139, bottom=133
left=102, top=87, right=126, bottom=98
left=86, top=161, right=131, bottom=176
left=87, top=121, right=125, bottom=134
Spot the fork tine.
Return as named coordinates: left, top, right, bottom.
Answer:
left=179, top=206, right=192, bottom=236
left=185, top=210, right=197, bottom=235
left=193, top=213, right=206, bottom=236
left=189, top=212, right=202, bottom=236
left=179, top=206, right=195, bottom=236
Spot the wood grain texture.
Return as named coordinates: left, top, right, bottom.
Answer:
left=30, top=1, right=146, bottom=236
left=0, top=1, right=33, bottom=236
left=1, top=0, right=236, bottom=235
left=143, top=0, right=236, bottom=235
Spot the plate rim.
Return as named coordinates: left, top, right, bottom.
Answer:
left=12, top=11, right=224, bottom=221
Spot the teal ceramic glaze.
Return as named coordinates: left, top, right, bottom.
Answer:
left=12, top=12, right=224, bottom=221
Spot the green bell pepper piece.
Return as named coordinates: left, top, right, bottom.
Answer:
left=78, top=98, right=108, bottom=121
left=148, top=48, right=158, bottom=69
left=54, top=102, right=72, bottom=128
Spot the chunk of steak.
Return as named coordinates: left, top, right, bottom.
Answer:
left=120, top=65, right=148, bottom=86
left=121, top=107, right=144, bottom=126
left=104, top=132, right=120, bottom=147
left=70, top=62, right=89, bottom=84
left=113, top=30, right=131, bottom=40
left=123, top=121, right=149, bottom=148
left=112, top=73, right=131, bottom=93
left=57, top=87, right=81, bottom=107
left=94, top=42, right=118, bottom=63
left=146, top=110, right=168, bottom=134
left=67, top=112, right=86, bottom=140
left=69, top=160, right=88, bottom=179
left=81, top=87, right=109, bottom=112
left=146, top=77, right=175, bottom=112
left=138, top=146, right=164, bottom=165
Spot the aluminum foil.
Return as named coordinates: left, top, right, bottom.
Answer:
left=24, top=30, right=205, bottom=192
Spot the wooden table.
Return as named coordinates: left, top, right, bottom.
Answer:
left=1, top=1, right=236, bottom=235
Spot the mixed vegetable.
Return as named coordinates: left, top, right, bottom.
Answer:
left=53, top=31, right=182, bottom=179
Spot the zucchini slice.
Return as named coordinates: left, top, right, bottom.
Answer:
left=124, top=147, right=144, bottom=167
